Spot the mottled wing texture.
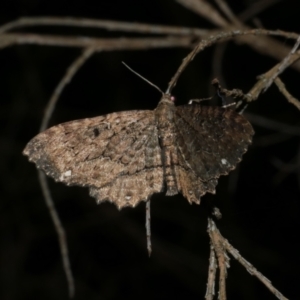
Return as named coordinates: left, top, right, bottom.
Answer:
left=23, top=110, right=164, bottom=209
left=174, top=104, right=254, bottom=203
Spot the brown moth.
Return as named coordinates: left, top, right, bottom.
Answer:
left=23, top=93, right=254, bottom=210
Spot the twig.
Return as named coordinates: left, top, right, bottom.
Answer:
left=208, top=0, right=260, bottom=92
left=145, top=201, right=152, bottom=257
left=207, top=219, right=289, bottom=300
left=264, top=35, right=300, bottom=91
left=238, top=0, right=282, bottom=22
left=0, top=16, right=207, bottom=36
left=40, top=47, right=95, bottom=131
left=223, top=239, right=288, bottom=300
left=2, top=14, right=300, bottom=74
left=208, top=218, right=228, bottom=300
left=0, top=34, right=193, bottom=51
left=274, top=77, right=300, bottom=111
left=205, top=245, right=217, bottom=300
left=245, top=50, right=300, bottom=104
left=38, top=171, right=75, bottom=298
left=214, top=0, right=241, bottom=25
left=38, top=47, right=96, bottom=297
left=176, top=0, right=300, bottom=73
left=175, top=0, right=228, bottom=26
left=167, top=28, right=299, bottom=93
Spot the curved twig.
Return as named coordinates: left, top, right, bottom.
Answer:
left=167, top=28, right=299, bottom=93
left=38, top=47, right=96, bottom=297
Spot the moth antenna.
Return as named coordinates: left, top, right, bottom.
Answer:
left=122, top=62, right=163, bottom=95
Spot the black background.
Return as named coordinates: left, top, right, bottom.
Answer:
left=1, top=1, right=300, bottom=299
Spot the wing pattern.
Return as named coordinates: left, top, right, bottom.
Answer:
left=174, top=104, right=253, bottom=202
left=23, top=110, right=164, bottom=209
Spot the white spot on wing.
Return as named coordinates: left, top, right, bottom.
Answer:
left=59, top=170, right=72, bottom=181
left=64, top=170, right=72, bottom=177
left=221, top=159, right=228, bottom=165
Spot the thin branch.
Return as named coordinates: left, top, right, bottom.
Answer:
left=38, top=171, right=75, bottom=298
left=205, top=245, right=217, bottom=300
left=246, top=50, right=300, bottom=104
left=212, top=0, right=281, bottom=90
left=208, top=219, right=228, bottom=300
left=223, top=239, right=289, bottom=300
left=40, top=47, right=95, bottom=131
left=175, top=0, right=228, bottom=26
left=0, top=34, right=193, bottom=51
left=167, top=28, right=299, bottom=93
left=176, top=0, right=300, bottom=73
left=38, top=47, right=96, bottom=297
left=208, top=219, right=289, bottom=300
left=146, top=201, right=152, bottom=257
left=0, top=16, right=207, bottom=36
left=274, top=77, right=300, bottom=111
left=238, top=0, right=282, bottom=22
left=2, top=15, right=300, bottom=75
left=264, top=35, right=300, bottom=91
left=214, top=0, right=241, bottom=25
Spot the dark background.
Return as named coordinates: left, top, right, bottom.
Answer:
left=1, top=1, right=300, bottom=299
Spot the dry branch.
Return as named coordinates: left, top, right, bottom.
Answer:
left=37, top=47, right=96, bottom=298
left=208, top=219, right=289, bottom=300
left=0, top=16, right=207, bottom=36
left=0, top=34, right=193, bottom=51
left=176, top=0, right=300, bottom=72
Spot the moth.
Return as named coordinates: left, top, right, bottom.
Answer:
left=23, top=92, right=254, bottom=210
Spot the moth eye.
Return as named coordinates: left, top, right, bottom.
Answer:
left=93, top=128, right=100, bottom=137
